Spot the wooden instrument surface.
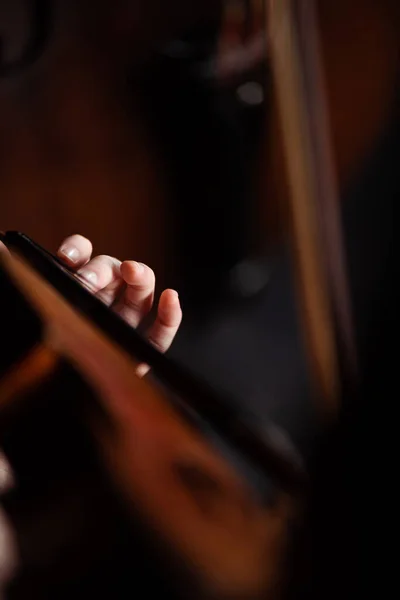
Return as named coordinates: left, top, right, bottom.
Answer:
left=0, top=247, right=296, bottom=599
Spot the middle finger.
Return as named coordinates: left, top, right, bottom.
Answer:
left=78, top=255, right=123, bottom=305
left=112, top=260, right=156, bottom=328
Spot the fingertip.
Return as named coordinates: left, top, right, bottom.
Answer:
left=160, top=288, right=180, bottom=305
left=121, top=260, right=154, bottom=285
left=158, top=289, right=182, bottom=326
left=57, top=234, right=93, bottom=267
left=135, top=363, right=150, bottom=378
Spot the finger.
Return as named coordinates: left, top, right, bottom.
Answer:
left=78, top=255, right=123, bottom=303
left=149, top=289, right=182, bottom=352
left=112, top=260, right=156, bottom=328
left=136, top=289, right=182, bottom=378
left=57, top=234, right=93, bottom=269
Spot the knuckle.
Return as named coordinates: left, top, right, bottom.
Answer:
left=142, top=266, right=156, bottom=285
left=92, top=255, right=121, bottom=270
left=148, top=336, right=165, bottom=352
left=159, top=308, right=182, bottom=329
left=158, top=315, right=176, bottom=329
left=123, top=295, right=142, bottom=312
left=94, top=254, right=113, bottom=263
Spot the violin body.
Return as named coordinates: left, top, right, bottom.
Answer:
left=0, top=241, right=302, bottom=599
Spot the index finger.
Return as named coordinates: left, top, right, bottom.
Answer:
left=57, top=235, right=93, bottom=269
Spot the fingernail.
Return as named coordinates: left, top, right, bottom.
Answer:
left=59, top=245, right=80, bottom=263
left=171, top=290, right=179, bottom=299
left=78, top=269, right=98, bottom=284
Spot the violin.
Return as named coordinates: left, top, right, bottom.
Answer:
left=0, top=1, right=398, bottom=598
left=0, top=230, right=305, bottom=599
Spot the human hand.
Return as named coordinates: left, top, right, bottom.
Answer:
left=57, top=234, right=182, bottom=377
